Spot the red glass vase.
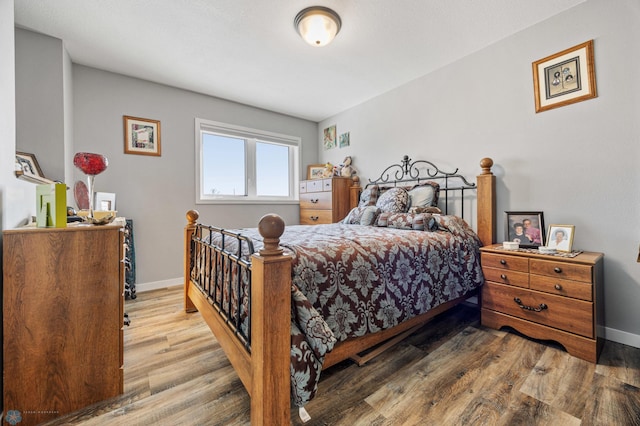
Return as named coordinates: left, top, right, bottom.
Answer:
left=73, top=152, right=108, bottom=218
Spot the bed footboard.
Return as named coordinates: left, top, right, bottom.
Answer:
left=184, top=212, right=292, bottom=426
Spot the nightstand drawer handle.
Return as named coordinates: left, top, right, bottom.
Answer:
left=513, top=297, right=548, bottom=312
left=554, top=284, right=562, bottom=290
left=310, top=216, right=319, bottom=221
left=311, top=199, right=319, bottom=203
left=500, top=274, right=507, bottom=280
left=554, top=267, right=562, bottom=273
left=500, top=259, right=507, bottom=265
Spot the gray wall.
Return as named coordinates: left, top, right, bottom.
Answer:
left=1, top=0, right=35, bottom=232
left=319, top=0, right=640, bottom=345
left=72, top=66, right=317, bottom=285
left=15, top=28, right=67, bottom=182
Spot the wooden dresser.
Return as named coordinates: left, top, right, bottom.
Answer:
left=480, top=245, right=604, bottom=362
left=299, top=177, right=352, bottom=224
left=3, top=224, right=125, bottom=425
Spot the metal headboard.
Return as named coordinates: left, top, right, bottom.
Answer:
left=366, top=155, right=477, bottom=217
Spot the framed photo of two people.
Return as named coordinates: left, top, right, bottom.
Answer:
left=505, top=211, right=545, bottom=248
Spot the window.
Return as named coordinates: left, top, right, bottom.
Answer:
left=196, top=118, right=300, bottom=204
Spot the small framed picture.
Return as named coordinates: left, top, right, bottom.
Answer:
left=15, top=151, right=45, bottom=178
left=94, top=192, right=116, bottom=211
left=323, top=125, right=336, bottom=150
left=546, top=224, right=575, bottom=252
left=532, top=40, right=597, bottom=113
left=504, top=211, right=545, bottom=248
left=307, top=164, right=326, bottom=180
left=124, top=115, right=161, bottom=156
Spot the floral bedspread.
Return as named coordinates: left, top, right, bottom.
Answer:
left=202, top=215, right=484, bottom=406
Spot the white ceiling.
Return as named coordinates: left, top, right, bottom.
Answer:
left=14, top=0, right=585, bottom=122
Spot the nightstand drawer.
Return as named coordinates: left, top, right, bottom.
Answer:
left=483, top=267, right=529, bottom=288
left=300, top=192, right=332, bottom=209
left=482, top=282, right=593, bottom=338
left=530, top=275, right=593, bottom=301
left=299, top=209, right=332, bottom=225
left=530, top=259, right=592, bottom=283
left=481, top=252, right=529, bottom=272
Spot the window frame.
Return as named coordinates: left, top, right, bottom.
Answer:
left=195, top=118, right=300, bottom=204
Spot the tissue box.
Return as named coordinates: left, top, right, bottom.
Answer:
left=36, top=183, right=67, bottom=228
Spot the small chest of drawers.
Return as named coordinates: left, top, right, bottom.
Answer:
left=480, top=245, right=604, bottom=362
left=299, top=177, right=352, bottom=225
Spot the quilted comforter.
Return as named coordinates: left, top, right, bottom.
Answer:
left=202, top=215, right=484, bottom=406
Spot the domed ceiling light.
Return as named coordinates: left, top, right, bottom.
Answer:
left=294, top=6, right=342, bottom=47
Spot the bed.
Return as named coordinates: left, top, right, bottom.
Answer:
left=183, top=156, right=496, bottom=425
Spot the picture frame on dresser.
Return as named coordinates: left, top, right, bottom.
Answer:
left=307, top=164, right=326, bottom=179
left=505, top=211, right=545, bottom=248
left=546, top=224, right=575, bottom=252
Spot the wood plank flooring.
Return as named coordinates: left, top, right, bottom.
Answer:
left=43, top=286, right=640, bottom=425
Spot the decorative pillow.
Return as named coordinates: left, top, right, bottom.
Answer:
left=358, top=185, right=379, bottom=207
left=375, top=212, right=437, bottom=231
left=407, top=181, right=440, bottom=209
left=375, top=187, right=409, bottom=213
left=342, top=206, right=380, bottom=226
left=409, top=206, right=442, bottom=215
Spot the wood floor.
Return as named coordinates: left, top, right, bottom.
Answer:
left=44, top=286, right=640, bottom=426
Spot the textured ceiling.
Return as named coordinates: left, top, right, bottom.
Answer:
left=14, top=0, right=585, bottom=122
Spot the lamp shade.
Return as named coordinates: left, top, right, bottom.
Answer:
left=295, top=6, right=341, bottom=47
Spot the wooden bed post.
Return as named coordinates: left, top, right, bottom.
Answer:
left=184, top=209, right=199, bottom=313
left=250, top=214, right=292, bottom=426
left=349, top=175, right=362, bottom=210
left=476, top=158, right=496, bottom=246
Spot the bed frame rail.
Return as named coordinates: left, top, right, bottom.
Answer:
left=184, top=211, right=292, bottom=425
left=190, top=224, right=255, bottom=351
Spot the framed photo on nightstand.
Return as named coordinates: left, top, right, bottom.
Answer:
left=504, top=211, right=545, bottom=248
left=546, top=224, right=575, bottom=252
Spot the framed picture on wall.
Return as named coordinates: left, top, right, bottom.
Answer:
left=323, top=125, right=336, bottom=150
left=123, top=115, right=161, bottom=156
left=504, top=211, right=545, bottom=248
left=532, top=40, right=597, bottom=113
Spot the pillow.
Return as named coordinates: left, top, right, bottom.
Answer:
left=409, top=206, right=442, bottom=215
left=343, top=205, right=380, bottom=226
left=407, top=181, right=440, bottom=209
left=375, top=212, right=437, bottom=231
left=358, top=185, right=379, bottom=207
left=375, top=187, right=409, bottom=213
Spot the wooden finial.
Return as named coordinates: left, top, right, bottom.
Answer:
left=186, top=210, right=199, bottom=225
left=258, top=214, right=285, bottom=256
left=480, top=158, right=494, bottom=175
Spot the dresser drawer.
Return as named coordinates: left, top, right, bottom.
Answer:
left=481, top=252, right=529, bottom=272
left=530, top=259, right=592, bottom=283
left=300, top=191, right=332, bottom=210
left=304, top=179, right=323, bottom=192
left=530, top=275, right=593, bottom=301
left=482, top=282, right=593, bottom=338
left=483, top=267, right=529, bottom=288
left=300, top=209, right=332, bottom=225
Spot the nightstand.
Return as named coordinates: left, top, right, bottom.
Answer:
left=480, top=244, right=604, bottom=362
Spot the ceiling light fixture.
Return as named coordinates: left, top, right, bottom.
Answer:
left=294, top=6, right=342, bottom=47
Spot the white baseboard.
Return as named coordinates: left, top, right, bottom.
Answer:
left=134, top=278, right=183, bottom=294
left=133, top=279, right=640, bottom=350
